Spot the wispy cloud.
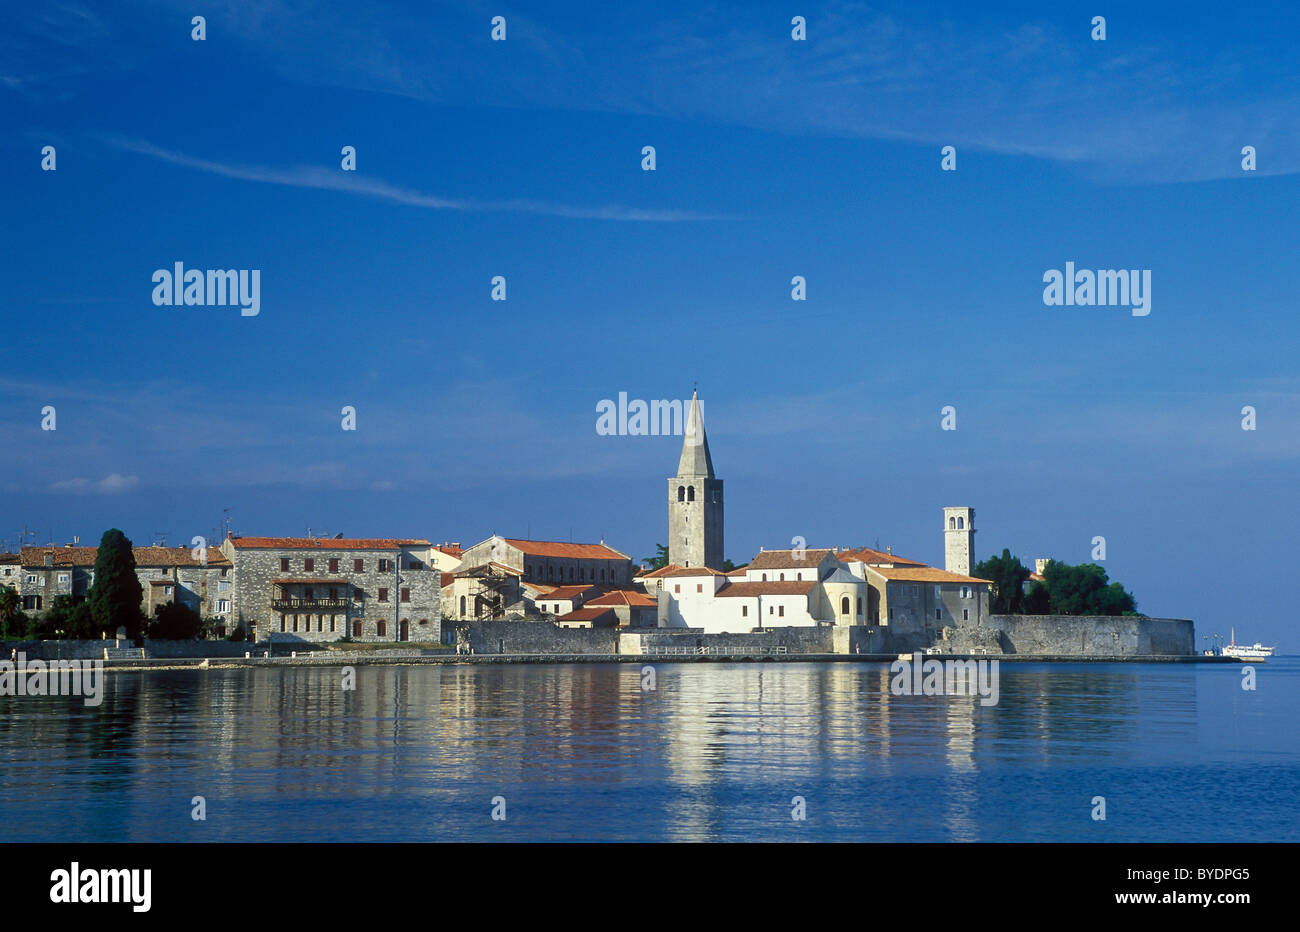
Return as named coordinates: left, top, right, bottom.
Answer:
left=50, top=473, right=139, bottom=494
left=104, top=137, right=722, bottom=222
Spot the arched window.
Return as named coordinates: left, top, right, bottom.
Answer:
left=678, top=486, right=685, bottom=502
left=949, top=517, right=956, bottom=529
left=779, top=573, right=785, bottom=581
left=459, top=595, right=466, bottom=616
left=762, top=573, right=767, bottom=581
left=600, top=568, right=606, bottom=582
left=548, top=566, right=555, bottom=580
left=687, top=486, right=695, bottom=502
left=568, top=567, right=574, bottom=581
left=957, top=517, right=965, bottom=529
left=841, top=596, right=850, bottom=615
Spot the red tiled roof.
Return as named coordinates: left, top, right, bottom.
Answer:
left=655, top=565, right=726, bottom=577
left=716, top=580, right=817, bottom=597
left=229, top=537, right=430, bottom=550
left=21, top=545, right=230, bottom=567
left=637, top=563, right=683, bottom=578
left=555, top=606, right=618, bottom=623
left=869, top=566, right=992, bottom=584
left=747, top=549, right=833, bottom=570
left=501, top=539, right=628, bottom=560
left=586, top=590, right=657, bottom=607
left=433, top=544, right=464, bottom=558
left=538, top=585, right=598, bottom=602
left=837, top=546, right=927, bottom=567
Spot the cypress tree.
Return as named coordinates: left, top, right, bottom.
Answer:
left=88, top=528, right=144, bottom=638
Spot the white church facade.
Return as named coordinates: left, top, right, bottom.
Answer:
left=653, top=392, right=993, bottom=638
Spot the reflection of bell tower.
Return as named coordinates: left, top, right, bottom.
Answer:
left=668, top=391, right=723, bottom=569
left=944, top=506, right=975, bottom=577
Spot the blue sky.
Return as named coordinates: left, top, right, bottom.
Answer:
left=3, top=1, right=1299, bottom=645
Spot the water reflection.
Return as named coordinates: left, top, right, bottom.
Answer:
left=0, top=660, right=1295, bottom=842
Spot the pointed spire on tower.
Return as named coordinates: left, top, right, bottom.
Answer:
left=677, top=390, right=715, bottom=478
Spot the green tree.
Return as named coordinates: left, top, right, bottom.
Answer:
left=643, top=543, right=671, bottom=570
left=41, top=595, right=97, bottom=639
left=0, top=586, right=20, bottom=629
left=88, top=529, right=144, bottom=638
left=148, top=601, right=203, bottom=640
left=1035, top=560, right=1137, bottom=616
left=974, top=549, right=1031, bottom=614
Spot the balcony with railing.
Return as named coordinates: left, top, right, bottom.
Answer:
left=271, top=596, right=351, bottom=611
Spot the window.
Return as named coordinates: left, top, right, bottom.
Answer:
left=780, top=573, right=785, bottom=581
left=353, top=620, right=363, bottom=637
left=353, top=590, right=363, bottom=602
left=164, top=585, right=173, bottom=595
left=936, top=608, right=942, bottom=620
left=889, top=608, right=894, bottom=621
left=408, top=560, right=423, bottom=570
left=678, top=486, right=685, bottom=502
left=378, top=588, right=389, bottom=602
left=292, top=616, right=299, bottom=632
left=778, top=606, right=785, bottom=617
left=762, top=573, right=767, bottom=582
left=568, top=567, right=574, bottom=581
left=949, top=517, right=956, bottom=529
left=354, top=559, right=364, bottom=572
left=331, top=616, right=337, bottom=632
left=857, top=597, right=863, bottom=615
left=600, top=569, right=606, bottom=582
left=957, top=517, right=964, bottom=529
left=329, top=558, right=339, bottom=573
left=687, top=486, right=695, bottom=502
left=218, top=580, right=230, bottom=592
left=304, top=558, right=314, bottom=571
left=24, top=574, right=36, bottom=584
left=742, top=605, right=748, bottom=617
left=459, top=596, right=466, bottom=616
left=377, top=621, right=386, bottom=637
left=962, top=609, right=969, bottom=621
left=696, top=584, right=702, bottom=593
left=57, top=573, right=69, bottom=584
left=378, top=559, right=391, bottom=573
left=400, top=588, right=410, bottom=602
left=280, top=616, right=286, bottom=632
left=841, top=597, right=850, bottom=615
left=216, top=599, right=230, bottom=613
left=280, top=558, right=290, bottom=572
left=317, top=616, right=324, bottom=632
left=674, top=584, right=680, bottom=594
left=769, top=606, right=774, bottom=615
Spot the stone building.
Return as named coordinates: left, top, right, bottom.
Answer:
left=219, top=536, right=438, bottom=643
left=14, top=544, right=235, bottom=632
left=667, top=391, right=723, bottom=570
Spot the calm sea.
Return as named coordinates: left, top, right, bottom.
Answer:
left=2, top=658, right=1296, bottom=842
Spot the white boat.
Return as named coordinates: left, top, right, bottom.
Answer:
left=1220, top=627, right=1276, bottom=660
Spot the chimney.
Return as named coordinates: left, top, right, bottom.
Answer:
left=1035, top=558, right=1048, bottom=575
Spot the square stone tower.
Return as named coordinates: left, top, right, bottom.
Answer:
left=944, top=506, right=975, bottom=577
left=668, top=391, right=723, bottom=569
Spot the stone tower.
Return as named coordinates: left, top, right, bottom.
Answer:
left=944, top=506, right=975, bottom=577
left=668, top=391, right=723, bottom=569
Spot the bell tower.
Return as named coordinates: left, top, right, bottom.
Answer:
left=944, top=506, right=975, bottom=577
left=668, top=391, right=723, bottom=569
